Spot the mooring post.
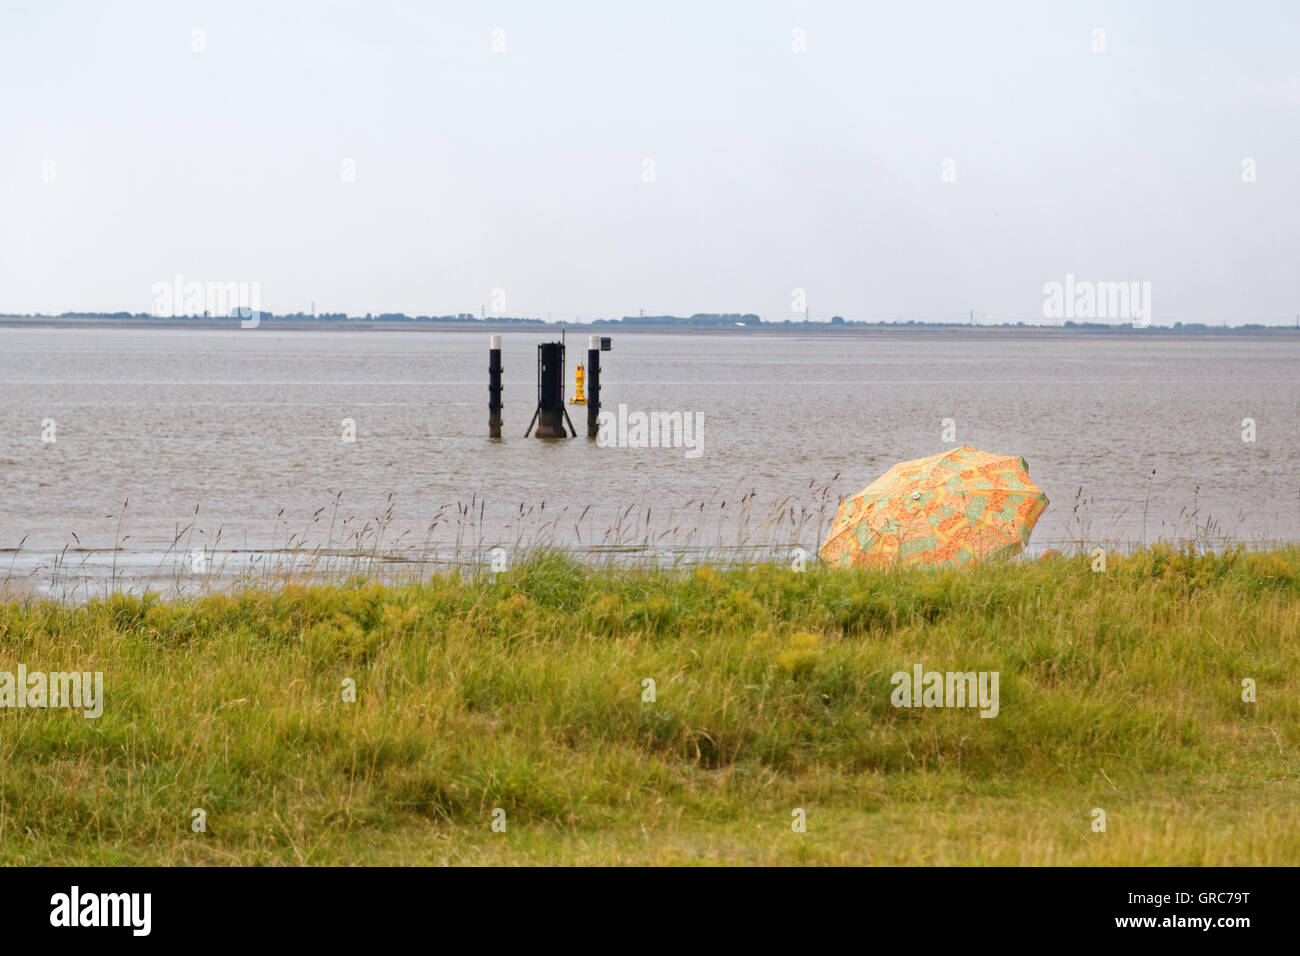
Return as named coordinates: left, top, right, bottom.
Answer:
left=532, top=341, right=574, bottom=438
left=586, top=335, right=601, bottom=438
left=488, top=334, right=502, bottom=439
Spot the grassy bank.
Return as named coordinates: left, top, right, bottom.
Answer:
left=2, top=545, right=1298, bottom=865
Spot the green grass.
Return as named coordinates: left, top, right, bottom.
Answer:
left=1, top=544, right=1297, bottom=865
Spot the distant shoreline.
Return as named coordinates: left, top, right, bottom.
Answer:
left=2, top=316, right=1297, bottom=336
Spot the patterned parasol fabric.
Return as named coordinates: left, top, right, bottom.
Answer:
left=818, top=445, right=1048, bottom=569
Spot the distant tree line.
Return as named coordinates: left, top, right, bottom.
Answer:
left=13, top=311, right=1293, bottom=332
left=593, top=313, right=762, bottom=326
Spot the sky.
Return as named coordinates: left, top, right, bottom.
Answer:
left=1, top=0, right=1297, bottom=324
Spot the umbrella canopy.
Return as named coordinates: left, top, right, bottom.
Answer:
left=818, top=445, right=1048, bottom=569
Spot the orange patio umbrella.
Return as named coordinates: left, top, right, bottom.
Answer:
left=818, top=445, right=1048, bottom=569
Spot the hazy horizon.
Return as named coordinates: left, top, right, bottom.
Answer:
left=3, top=0, right=1297, bottom=325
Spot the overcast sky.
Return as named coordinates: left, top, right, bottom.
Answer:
left=2, top=0, right=1297, bottom=324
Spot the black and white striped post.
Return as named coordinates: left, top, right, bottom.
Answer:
left=586, top=335, right=601, bottom=438
left=488, top=334, right=503, bottom=439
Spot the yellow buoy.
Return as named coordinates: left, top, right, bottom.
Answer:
left=570, top=363, right=586, bottom=404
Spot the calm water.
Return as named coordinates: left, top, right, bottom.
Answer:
left=2, top=326, right=1298, bottom=593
